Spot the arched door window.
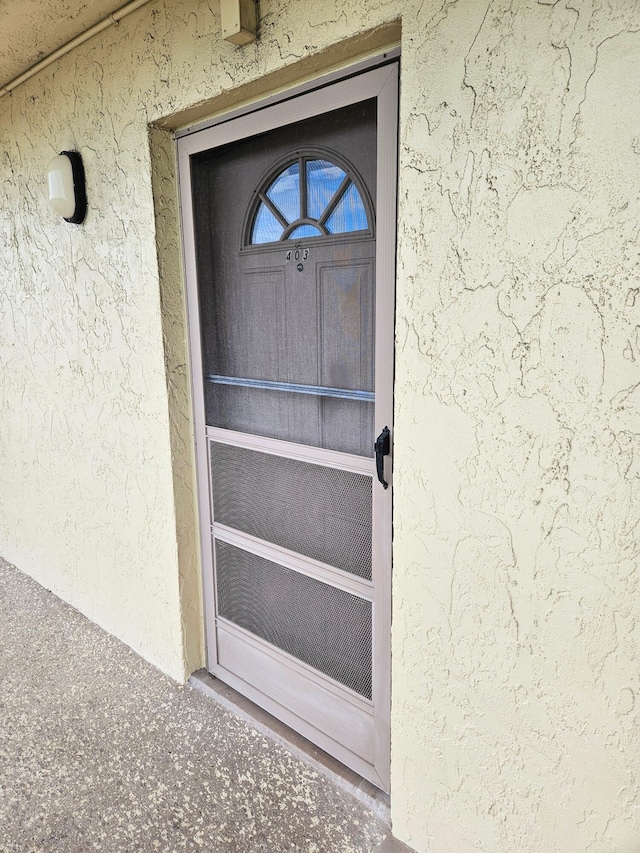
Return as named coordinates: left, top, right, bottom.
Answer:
left=246, top=150, right=373, bottom=245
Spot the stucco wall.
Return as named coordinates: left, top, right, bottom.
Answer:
left=0, top=1, right=639, bottom=851
left=393, top=3, right=640, bottom=850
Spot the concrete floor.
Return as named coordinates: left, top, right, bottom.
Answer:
left=0, top=557, right=413, bottom=853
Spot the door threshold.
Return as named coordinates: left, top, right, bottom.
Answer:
left=188, top=669, right=390, bottom=822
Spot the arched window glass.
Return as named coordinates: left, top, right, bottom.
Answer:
left=289, top=224, right=324, bottom=238
left=266, top=162, right=300, bottom=223
left=252, top=203, right=283, bottom=244
left=249, top=154, right=369, bottom=245
left=306, top=160, right=346, bottom=220
left=326, top=182, right=369, bottom=234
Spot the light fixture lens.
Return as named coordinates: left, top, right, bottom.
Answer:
left=47, top=154, right=76, bottom=218
left=46, top=151, right=86, bottom=223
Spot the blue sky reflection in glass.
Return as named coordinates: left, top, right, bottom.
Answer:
left=266, top=162, right=300, bottom=223
left=289, top=224, right=323, bottom=238
left=251, top=156, right=368, bottom=244
left=325, top=182, right=368, bottom=234
left=252, top=204, right=283, bottom=244
left=307, top=160, right=345, bottom=219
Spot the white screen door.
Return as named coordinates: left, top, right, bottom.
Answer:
left=178, top=63, right=397, bottom=791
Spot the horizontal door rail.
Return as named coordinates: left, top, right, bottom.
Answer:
left=206, top=428, right=375, bottom=474
left=212, top=522, right=375, bottom=600
left=207, top=374, right=375, bottom=402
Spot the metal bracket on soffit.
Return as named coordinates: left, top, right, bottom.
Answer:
left=220, top=0, right=257, bottom=45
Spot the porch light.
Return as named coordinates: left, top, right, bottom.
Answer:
left=47, top=151, right=87, bottom=224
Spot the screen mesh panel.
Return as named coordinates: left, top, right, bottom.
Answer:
left=203, top=253, right=375, bottom=458
left=211, top=442, right=373, bottom=579
left=266, top=162, right=300, bottom=223
left=252, top=203, right=282, bottom=244
left=288, top=224, right=323, bottom=238
left=206, top=384, right=374, bottom=457
left=208, top=260, right=374, bottom=391
left=215, top=540, right=372, bottom=698
left=307, top=159, right=346, bottom=220
left=325, top=182, right=368, bottom=233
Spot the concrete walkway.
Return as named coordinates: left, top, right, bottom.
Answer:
left=0, top=558, right=412, bottom=853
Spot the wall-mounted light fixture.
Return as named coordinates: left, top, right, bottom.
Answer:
left=47, top=151, right=87, bottom=224
left=220, top=0, right=257, bottom=44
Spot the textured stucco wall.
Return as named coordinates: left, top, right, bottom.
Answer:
left=393, top=2, right=640, bottom=850
left=0, top=1, right=639, bottom=851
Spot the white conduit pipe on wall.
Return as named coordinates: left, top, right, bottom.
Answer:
left=0, top=0, right=155, bottom=98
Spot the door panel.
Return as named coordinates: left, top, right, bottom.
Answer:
left=179, top=63, right=397, bottom=791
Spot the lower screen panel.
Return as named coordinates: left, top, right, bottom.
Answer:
left=215, top=540, right=372, bottom=699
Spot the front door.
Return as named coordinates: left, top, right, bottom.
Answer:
left=178, top=63, right=397, bottom=791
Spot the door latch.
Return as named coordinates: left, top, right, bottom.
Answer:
left=374, top=426, right=390, bottom=489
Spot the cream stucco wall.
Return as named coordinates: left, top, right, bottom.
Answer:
left=1, top=1, right=639, bottom=851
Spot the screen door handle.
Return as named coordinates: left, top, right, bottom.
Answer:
left=374, top=426, right=390, bottom=489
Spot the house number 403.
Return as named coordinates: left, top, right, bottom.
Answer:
left=285, top=248, right=309, bottom=261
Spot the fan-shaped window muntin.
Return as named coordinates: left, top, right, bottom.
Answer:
left=248, top=152, right=372, bottom=246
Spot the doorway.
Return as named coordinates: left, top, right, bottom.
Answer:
left=178, top=62, right=398, bottom=791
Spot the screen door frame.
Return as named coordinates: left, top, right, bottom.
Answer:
left=177, top=60, right=398, bottom=791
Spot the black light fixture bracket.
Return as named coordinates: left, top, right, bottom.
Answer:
left=61, top=150, right=87, bottom=224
